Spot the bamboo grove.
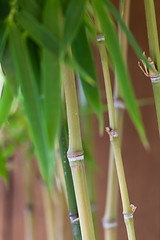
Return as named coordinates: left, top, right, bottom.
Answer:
left=0, top=0, right=159, bottom=239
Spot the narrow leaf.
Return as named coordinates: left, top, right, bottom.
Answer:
left=15, top=10, right=59, bottom=57
left=104, top=0, right=154, bottom=72
left=1, top=46, right=18, bottom=93
left=42, top=0, right=61, bottom=149
left=15, top=10, right=96, bottom=88
left=72, top=25, right=103, bottom=131
left=0, top=80, right=13, bottom=129
left=62, top=0, right=86, bottom=53
left=9, top=23, right=52, bottom=185
left=0, top=149, right=8, bottom=185
left=93, top=0, right=148, bottom=145
left=18, top=0, right=41, bottom=19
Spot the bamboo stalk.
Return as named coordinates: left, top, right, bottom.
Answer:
left=144, top=0, right=160, bottom=134
left=63, top=64, right=96, bottom=240
left=98, top=39, right=136, bottom=240
left=78, top=81, right=97, bottom=236
left=24, top=158, right=36, bottom=240
left=59, top=122, right=82, bottom=240
left=144, top=0, right=160, bottom=71
left=103, top=1, right=130, bottom=239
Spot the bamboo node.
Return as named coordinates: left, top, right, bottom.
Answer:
left=138, top=55, right=160, bottom=83
left=123, top=204, right=136, bottom=220
left=130, top=204, right=137, bottom=213
left=114, top=98, right=125, bottom=110
left=67, top=151, right=84, bottom=162
left=97, top=34, right=105, bottom=43
left=102, top=218, right=118, bottom=229
left=69, top=213, right=80, bottom=224
left=105, top=127, right=118, bottom=141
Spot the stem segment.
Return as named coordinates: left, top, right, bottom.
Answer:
left=144, top=0, right=160, bottom=134
left=98, top=39, right=136, bottom=240
left=59, top=122, right=82, bottom=240
left=63, top=64, right=96, bottom=240
left=103, top=1, right=130, bottom=239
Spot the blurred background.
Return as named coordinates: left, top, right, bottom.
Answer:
left=0, top=0, right=160, bottom=239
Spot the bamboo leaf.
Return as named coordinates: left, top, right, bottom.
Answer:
left=9, top=23, right=53, bottom=186
left=0, top=80, right=13, bottom=129
left=93, top=0, right=148, bottom=145
left=0, top=0, right=10, bottom=23
left=18, top=0, right=41, bottom=19
left=65, top=53, right=95, bottom=85
left=0, top=149, right=8, bottom=185
left=15, top=10, right=97, bottom=90
left=1, top=46, right=18, bottom=93
left=41, top=0, right=61, bottom=149
left=62, top=0, right=87, bottom=53
left=104, top=0, right=154, bottom=72
left=0, top=23, right=9, bottom=62
left=15, top=11, right=96, bottom=87
left=15, top=10, right=59, bottom=57
left=72, top=26, right=103, bottom=131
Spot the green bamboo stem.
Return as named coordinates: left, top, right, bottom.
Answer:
left=98, top=41, right=136, bottom=239
left=59, top=123, right=82, bottom=240
left=78, top=82, right=97, bottom=237
left=144, top=0, right=160, bottom=134
left=63, top=64, right=96, bottom=240
left=24, top=158, right=36, bottom=240
left=144, top=0, right=160, bottom=71
left=103, top=1, right=130, bottom=239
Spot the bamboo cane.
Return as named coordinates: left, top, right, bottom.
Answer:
left=97, top=39, right=136, bottom=240
left=103, top=1, right=130, bottom=239
left=144, top=0, right=160, bottom=134
left=59, top=122, right=82, bottom=240
left=63, top=63, right=96, bottom=240
left=78, top=81, right=97, bottom=236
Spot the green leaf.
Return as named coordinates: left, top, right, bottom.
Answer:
left=93, top=0, right=148, bottom=146
left=1, top=46, right=18, bottom=93
left=0, top=149, right=8, bottom=185
left=72, top=25, right=103, bottom=131
left=0, top=80, right=14, bottom=129
left=18, top=0, right=41, bottom=19
left=84, top=13, right=97, bottom=41
left=0, top=23, right=9, bottom=62
left=15, top=10, right=96, bottom=88
left=61, top=0, right=86, bottom=53
left=65, top=53, right=95, bottom=85
left=15, top=10, right=59, bottom=57
left=0, top=0, right=10, bottom=23
left=41, top=0, right=61, bottom=149
left=104, top=0, right=154, bottom=72
left=9, top=23, right=53, bottom=186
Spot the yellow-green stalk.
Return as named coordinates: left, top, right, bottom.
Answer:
left=144, top=0, right=160, bottom=134
left=97, top=28, right=136, bottom=240
left=78, top=81, right=97, bottom=236
left=63, top=64, right=96, bottom=240
left=103, top=1, right=130, bottom=239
